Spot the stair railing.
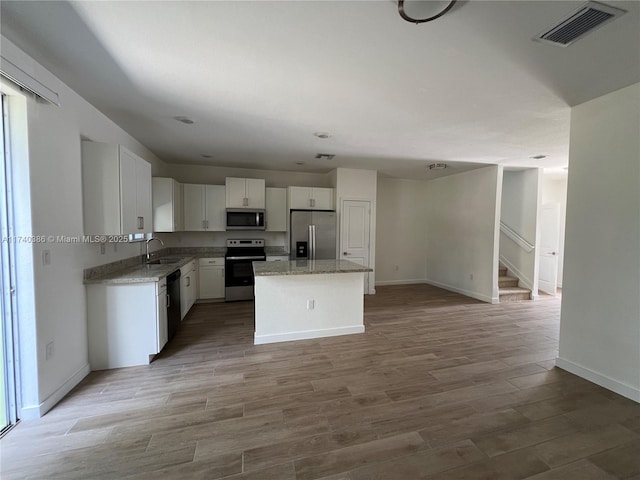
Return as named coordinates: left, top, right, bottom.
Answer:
left=500, top=221, right=535, bottom=253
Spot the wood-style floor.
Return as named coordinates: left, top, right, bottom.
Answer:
left=2, top=285, right=639, bottom=479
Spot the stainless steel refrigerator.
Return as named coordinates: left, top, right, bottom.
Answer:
left=290, top=210, right=337, bottom=260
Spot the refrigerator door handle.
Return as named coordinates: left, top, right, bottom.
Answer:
left=312, top=224, right=317, bottom=260
left=308, top=224, right=313, bottom=260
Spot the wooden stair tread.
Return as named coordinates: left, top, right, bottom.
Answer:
left=499, top=287, right=531, bottom=294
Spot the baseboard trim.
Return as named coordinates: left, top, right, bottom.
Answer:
left=424, top=279, right=495, bottom=304
left=556, top=357, right=640, bottom=403
left=20, top=363, right=91, bottom=419
left=375, top=279, right=427, bottom=286
left=255, top=325, right=365, bottom=345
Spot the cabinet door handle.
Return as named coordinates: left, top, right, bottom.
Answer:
left=186, top=276, right=190, bottom=287
left=311, top=198, right=316, bottom=208
left=243, top=197, right=248, bottom=207
left=205, top=220, right=209, bottom=229
left=141, top=217, right=144, bottom=229
left=202, top=220, right=206, bottom=230
left=166, top=294, right=170, bottom=308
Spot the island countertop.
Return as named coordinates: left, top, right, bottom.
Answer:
left=253, top=259, right=373, bottom=277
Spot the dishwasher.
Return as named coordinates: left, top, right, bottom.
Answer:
left=166, top=269, right=182, bottom=341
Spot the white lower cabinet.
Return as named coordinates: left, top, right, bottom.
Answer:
left=87, top=280, right=168, bottom=370
left=199, top=258, right=225, bottom=300
left=180, top=260, right=197, bottom=319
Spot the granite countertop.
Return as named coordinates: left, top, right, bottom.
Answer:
left=84, top=256, right=196, bottom=285
left=253, top=259, right=373, bottom=277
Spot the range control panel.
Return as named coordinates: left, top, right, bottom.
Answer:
left=226, top=239, right=265, bottom=247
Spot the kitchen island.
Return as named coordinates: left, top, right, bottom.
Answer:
left=252, top=259, right=373, bottom=345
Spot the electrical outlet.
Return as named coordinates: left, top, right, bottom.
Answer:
left=394, top=265, right=399, bottom=271
left=470, top=273, right=474, bottom=280
left=45, top=341, right=54, bottom=360
left=42, top=249, right=51, bottom=266
left=307, top=299, right=315, bottom=310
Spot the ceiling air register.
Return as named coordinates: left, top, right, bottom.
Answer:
left=534, top=1, right=626, bottom=47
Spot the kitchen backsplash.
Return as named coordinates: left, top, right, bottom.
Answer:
left=155, top=231, right=286, bottom=248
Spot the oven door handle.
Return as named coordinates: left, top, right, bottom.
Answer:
left=225, top=256, right=266, bottom=260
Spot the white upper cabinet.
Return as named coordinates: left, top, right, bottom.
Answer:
left=152, top=177, right=183, bottom=232
left=265, top=187, right=287, bottom=232
left=226, top=177, right=265, bottom=209
left=288, top=186, right=334, bottom=210
left=82, top=141, right=152, bottom=235
left=183, top=183, right=225, bottom=231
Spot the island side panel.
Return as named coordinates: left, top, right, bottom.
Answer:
left=87, top=283, right=157, bottom=369
left=254, top=272, right=365, bottom=344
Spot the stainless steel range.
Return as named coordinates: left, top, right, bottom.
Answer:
left=225, top=239, right=266, bottom=302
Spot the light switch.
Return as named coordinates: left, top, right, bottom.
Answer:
left=42, top=249, right=51, bottom=266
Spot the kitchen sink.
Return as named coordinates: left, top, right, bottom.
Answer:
left=146, top=257, right=183, bottom=265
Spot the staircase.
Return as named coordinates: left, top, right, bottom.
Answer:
left=499, top=266, right=531, bottom=302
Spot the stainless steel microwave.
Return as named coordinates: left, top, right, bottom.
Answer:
left=225, top=209, right=266, bottom=230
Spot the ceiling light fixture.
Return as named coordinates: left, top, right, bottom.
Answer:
left=315, top=153, right=335, bottom=160
left=173, top=116, right=195, bottom=125
left=428, top=163, right=447, bottom=170
left=398, top=0, right=457, bottom=24
left=295, top=162, right=305, bottom=166
left=530, top=154, right=547, bottom=160
left=201, top=154, right=212, bottom=158
left=314, top=132, right=330, bottom=139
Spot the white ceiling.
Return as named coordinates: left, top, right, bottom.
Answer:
left=1, top=0, right=639, bottom=179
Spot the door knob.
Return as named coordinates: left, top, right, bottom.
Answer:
left=551, top=252, right=557, bottom=255
left=343, top=252, right=349, bottom=255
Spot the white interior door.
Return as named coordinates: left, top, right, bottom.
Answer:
left=341, top=200, right=371, bottom=293
left=538, top=203, right=560, bottom=294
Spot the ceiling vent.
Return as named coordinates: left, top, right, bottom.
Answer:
left=315, top=153, right=335, bottom=160
left=534, top=1, right=626, bottom=47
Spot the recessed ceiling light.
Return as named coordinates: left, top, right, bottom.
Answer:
left=314, top=132, right=330, bottom=139
left=201, top=154, right=212, bottom=158
left=173, top=116, right=195, bottom=125
left=315, top=153, right=335, bottom=160
left=428, top=163, right=447, bottom=170
left=530, top=154, right=547, bottom=160
left=295, top=162, right=305, bottom=166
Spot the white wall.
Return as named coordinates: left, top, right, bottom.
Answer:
left=333, top=168, right=377, bottom=294
left=1, top=36, right=168, bottom=418
left=375, top=177, right=428, bottom=285
left=425, top=165, right=502, bottom=303
left=558, top=82, right=640, bottom=402
left=499, top=169, right=541, bottom=295
left=166, top=163, right=331, bottom=188
left=541, top=175, right=567, bottom=287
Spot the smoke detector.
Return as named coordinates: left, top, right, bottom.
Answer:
left=173, top=116, right=195, bottom=124
left=533, top=1, right=626, bottom=47
left=428, top=163, right=447, bottom=170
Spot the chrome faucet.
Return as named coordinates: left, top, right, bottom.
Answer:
left=146, top=237, right=164, bottom=263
